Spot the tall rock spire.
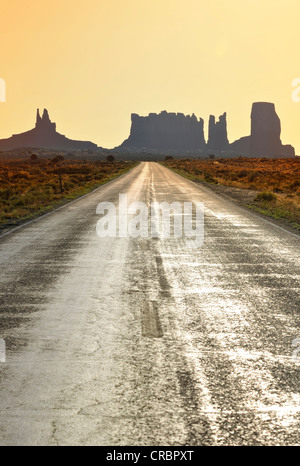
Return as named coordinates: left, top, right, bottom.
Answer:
left=34, top=108, right=56, bottom=132
left=250, top=102, right=282, bottom=156
left=42, top=108, right=51, bottom=124
left=208, top=112, right=229, bottom=150
left=35, top=108, right=42, bottom=128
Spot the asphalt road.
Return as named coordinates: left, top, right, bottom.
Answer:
left=0, top=161, right=299, bottom=446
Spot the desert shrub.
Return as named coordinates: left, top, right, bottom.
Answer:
left=30, top=167, right=43, bottom=176
left=229, top=172, right=239, bottom=181
left=70, top=176, right=80, bottom=183
left=43, top=187, right=53, bottom=196
left=75, top=174, right=88, bottom=182
left=204, top=173, right=217, bottom=184
left=62, top=181, right=75, bottom=190
left=97, top=168, right=109, bottom=175
left=52, top=155, right=64, bottom=163
left=248, top=171, right=259, bottom=182
left=11, top=171, right=30, bottom=180
left=44, top=183, right=59, bottom=194
left=13, top=198, right=26, bottom=207
left=255, top=192, right=277, bottom=202
left=193, top=169, right=202, bottom=176
left=288, top=180, right=300, bottom=190
left=0, top=188, right=12, bottom=200
left=237, top=170, right=248, bottom=178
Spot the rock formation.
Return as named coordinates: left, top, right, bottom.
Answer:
left=229, top=136, right=250, bottom=155
left=35, top=108, right=56, bottom=133
left=0, top=103, right=295, bottom=157
left=117, top=103, right=295, bottom=157
left=250, top=102, right=282, bottom=156
left=0, top=108, right=98, bottom=151
left=230, top=102, right=295, bottom=157
left=207, top=112, right=229, bottom=150
left=119, top=111, right=206, bottom=151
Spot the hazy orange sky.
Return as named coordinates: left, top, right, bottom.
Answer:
left=0, top=0, right=299, bottom=153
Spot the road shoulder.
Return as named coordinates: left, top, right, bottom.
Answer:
left=192, top=178, right=300, bottom=237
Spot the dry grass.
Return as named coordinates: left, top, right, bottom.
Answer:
left=0, top=157, right=136, bottom=226
left=162, top=157, right=300, bottom=229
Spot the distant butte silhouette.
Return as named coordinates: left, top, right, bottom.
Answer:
left=0, top=108, right=98, bottom=151
left=120, top=111, right=206, bottom=151
left=117, top=103, right=295, bottom=157
left=0, top=103, right=295, bottom=157
left=230, top=102, right=295, bottom=157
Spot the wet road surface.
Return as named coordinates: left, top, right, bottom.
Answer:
left=0, top=161, right=299, bottom=445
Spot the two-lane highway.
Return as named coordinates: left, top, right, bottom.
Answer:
left=0, top=162, right=299, bottom=445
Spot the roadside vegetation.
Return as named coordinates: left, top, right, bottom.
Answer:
left=0, top=156, right=137, bottom=228
left=162, top=157, right=300, bottom=230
